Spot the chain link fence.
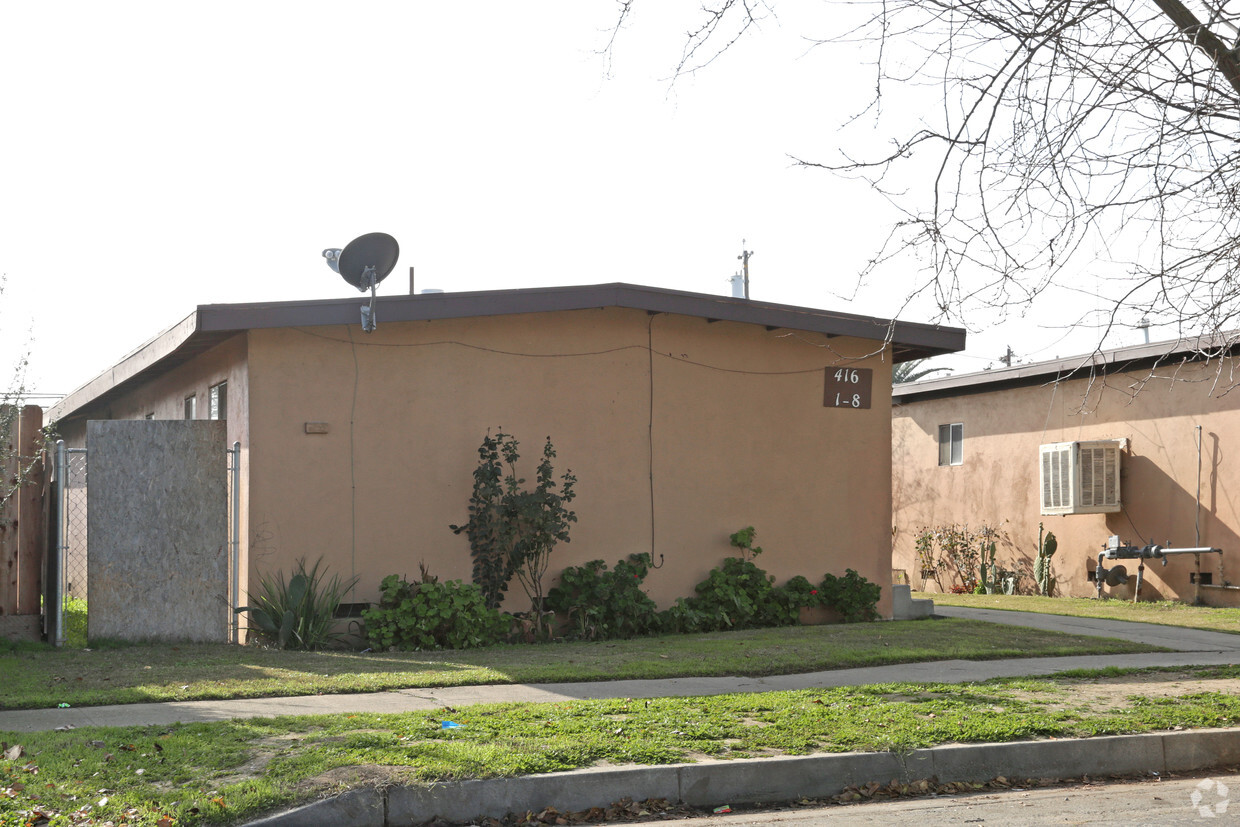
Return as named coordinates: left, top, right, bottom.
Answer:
left=59, top=448, right=89, bottom=646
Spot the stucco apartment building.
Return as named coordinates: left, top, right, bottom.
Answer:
left=892, top=337, right=1240, bottom=606
left=47, top=283, right=964, bottom=620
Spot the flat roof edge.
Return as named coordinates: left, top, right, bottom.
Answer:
left=198, top=282, right=966, bottom=357
left=893, top=332, right=1239, bottom=402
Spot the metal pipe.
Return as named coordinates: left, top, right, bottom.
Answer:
left=1096, top=552, right=1106, bottom=600
left=1196, top=425, right=1204, bottom=604
left=1154, top=547, right=1223, bottom=556
left=1133, top=561, right=1145, bottom=604
left=230, top=441, right=241, bottom=644
left=1195, top=425, right=1203, bottom=542
left=54, top=440, right=66, bottom=647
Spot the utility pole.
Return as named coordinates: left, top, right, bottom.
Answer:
left=737, top=241, right=754, bottom=300
left=998, top=346, right=1015, bottom=368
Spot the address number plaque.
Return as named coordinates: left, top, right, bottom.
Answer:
left=823, top=367, right=872, bottom=410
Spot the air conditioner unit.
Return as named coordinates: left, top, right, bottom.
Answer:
left=1039, top=440, right=1122, bottom=515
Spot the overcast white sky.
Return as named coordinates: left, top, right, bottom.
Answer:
left=1, top=2, right=1139, bottom=400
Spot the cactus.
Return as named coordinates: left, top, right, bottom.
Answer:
left=1034, top=522, right=1058, bottom=596
left=978, top=538, right=998, bottom=593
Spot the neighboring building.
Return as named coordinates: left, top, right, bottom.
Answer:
left=892, top=337, right=1240, bottom=606
left=47, top=283, right=964, bottom=620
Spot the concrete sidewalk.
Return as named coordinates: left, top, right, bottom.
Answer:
left=933, top=605, right=1240, bottom=651
left=3, top=607, right=1238, bottom=734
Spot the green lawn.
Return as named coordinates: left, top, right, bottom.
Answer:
left=921, top=592, right=1240, bottom=632
left=4, top=665, right=1239, bottom=826
left=0, top=618, right=1162, bottom=710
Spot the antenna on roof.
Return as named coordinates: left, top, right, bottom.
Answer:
left=322, top=232, right=400, bottom=333
left=737, top=241, right=754, bottom=300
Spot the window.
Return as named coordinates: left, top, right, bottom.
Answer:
left=209, top=382, right=227, bottom=421
left=938, top=423, right=963, bottom=466
left=184, top=394, right=196, bottom=420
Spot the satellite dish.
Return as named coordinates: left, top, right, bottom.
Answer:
left=337, top=232, right=399, bottom=292
left=322, top=232, right=400, bottom=333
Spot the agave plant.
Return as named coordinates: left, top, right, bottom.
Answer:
left=236, top=556, right=359, bottom=649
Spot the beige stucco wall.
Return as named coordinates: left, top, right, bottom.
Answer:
left=245, top=307, right=897, bottom=615
left=892, top=360, right=1240, bottom=604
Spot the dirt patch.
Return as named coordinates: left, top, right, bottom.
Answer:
left=1020, top=670, right=1240, bottom=711
left=295, top=763, right=418, bottom=796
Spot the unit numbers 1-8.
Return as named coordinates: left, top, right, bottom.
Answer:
left=833, top=392, right=863, bottom=408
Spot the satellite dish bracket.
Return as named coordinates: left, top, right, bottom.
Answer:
left=360, top=266, right=378, bottom=332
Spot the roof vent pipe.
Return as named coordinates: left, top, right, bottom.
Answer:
left=728, top=274, right=745, bottom=299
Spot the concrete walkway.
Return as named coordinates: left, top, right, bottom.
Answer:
left=3, top=607, right=1239, bottom=734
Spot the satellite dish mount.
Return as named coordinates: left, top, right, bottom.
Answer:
left=322, top=232, right=400, bottom=333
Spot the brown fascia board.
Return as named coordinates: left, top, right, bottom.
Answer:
left=196, top=283, right=964, bottom=360
left=46, top=311, right=201, bottom=426
left=892, top=332, right=1240, bottom=404
left=48, top=282, right=965, bottom=423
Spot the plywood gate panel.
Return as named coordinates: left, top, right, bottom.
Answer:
left=86, top=420, right=227, bottom=643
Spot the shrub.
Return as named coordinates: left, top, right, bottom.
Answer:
left=450, top=432, right=577, bottom=639
left=362, top=571, right=507, bottom=651
left=657, top=597, right=712, bottom=634
left=236, top=556, right=359, bottom=649
left=775, top=574, right=824, bottom=619
left=664, top=527, right=816, bottom=632
left=819, top=568, right=881, bottom=622
left=678, top=556, right=784, bottom=631
left=63, top=596, right=88, bottom=648
left=546, top=553, right=661, bottom=640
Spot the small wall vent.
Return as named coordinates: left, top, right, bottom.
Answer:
left=1039, top=440, right=1122, bottom=516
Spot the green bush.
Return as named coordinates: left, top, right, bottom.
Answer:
left=236, top=557, right=359, bottom=650
left=819, top=568, right=881, bottom=623
left=63, top=596, right=88, bottom=648
left=664, top=527, right=821, bottom=632
left=657, top=597, right=711, bottom=634
left=774, top=574, right=823, bottom=619
left=678, top=556, right=784, bottom=630
left=362, top=572, right=507, bottom=651
left=546, top=553, right=661, bottom=640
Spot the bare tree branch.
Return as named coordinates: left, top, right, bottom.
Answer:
left=608, top=0, right=1240, bottom=390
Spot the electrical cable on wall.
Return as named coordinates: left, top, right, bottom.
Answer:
left=293, top=327, right=834, bottom=377
left=647, top=313, right=656, bottom=558
left=347, top=325, right=359, bottom=597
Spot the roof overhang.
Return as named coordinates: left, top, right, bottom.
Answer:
left=49, top=282, right=966, bottom=424
left=893, top=332, right=1239, bottom=404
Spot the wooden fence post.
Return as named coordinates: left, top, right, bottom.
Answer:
left=0, top=405, right=45, bottom=641
left=17, top=405, right=43, bottom=615
left=0, top=404, right=17, bottom=616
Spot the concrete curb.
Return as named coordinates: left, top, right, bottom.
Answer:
left=243, top=727, right=1240, bottom=826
